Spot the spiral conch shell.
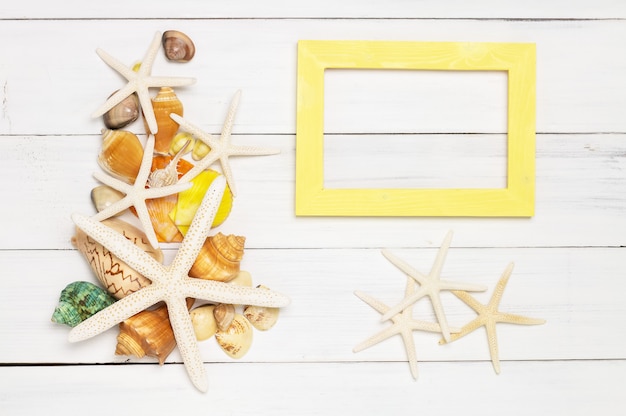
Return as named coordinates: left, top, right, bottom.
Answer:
left=115, top=304, right=174, bottom=364
left=51, top=281, right=116, bottom=327
left=215, top=314, right=253, bottom=359
left=146, top=87, right=183, bottom=154
left=72, top=218, right=163, bottom=299
left=98, top=129, right=143, bottom=184
left=188, top=233, right=245, bottom=282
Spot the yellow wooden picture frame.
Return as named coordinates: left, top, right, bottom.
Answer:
left=295, top=40, right=536, bottom=217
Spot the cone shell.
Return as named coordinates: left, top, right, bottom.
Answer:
left=72, top=218, right=163, bottom=299
left=190, top=305, right=218, bottom=341
left=146, top=87, right=183, bottom=153
left=98, top=129, right=143, bottom=184
left=168, top=169, right=233, bottom=234
left=215, top=314, right=253, bottom=359
left=188, top=233, right=245, bottom=282
left=244, top=286, right=280, bottom=331
left=115, top=304, right=175, bottom=365
left=103, top=91, right=139, bottom=129
left=51, top=281, right=116, bottom=327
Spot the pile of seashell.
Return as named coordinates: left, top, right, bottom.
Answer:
left=52, top=30, right=280, bottom=364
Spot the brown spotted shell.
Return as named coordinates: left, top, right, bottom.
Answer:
left=98, top=129, right=143, bottom=184
left=188, top=233, right=245, bottom=282
left=162, top=30, right=195, bottom=63
left=71, top=217, right=162, bottom=299
left=215, top=314, right=253, bottom=359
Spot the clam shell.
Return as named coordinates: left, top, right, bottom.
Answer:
left=170, top=131, right=195, bottom=156
left=115, top=303, right=175, bottom=365
left=90, top=185, right=124, bottom=215
left=228, top=270, right=253, bottom=287
left=103, top=91, right=139, bottom=129
left=213, top=303, right=236, bottom=332
left=51, top=281, right=116, bottom=327
left=244, top=286, right=280, bottom=331
left=168, top=169, right=233, bottom=233
left=98, top=129, right=143, bottom=184
left=72, top=218, right=162, bottom=299
left=192, top=138, right=210, bottom=161
left=145, top=87, right=183, bottom=153
left=190, top=305, right=218, bottom=341
left=162, top=30, right=195, bottom=63
left=215, top=314, right=253, bottom=359
left=188, top=233, right=245, bottom=282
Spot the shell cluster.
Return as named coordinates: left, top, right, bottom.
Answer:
left=53, top=30, right=287, bottom=377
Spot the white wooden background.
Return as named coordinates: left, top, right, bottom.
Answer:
left=1, top=1, right=625, bottom=414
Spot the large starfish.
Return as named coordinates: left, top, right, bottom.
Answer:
left=379, top=231, right=486, bottom=342
left=171, top=90, right=280, bottom=197
left=439, top=262, right=545, bottom=374
left=91, top=31, right=196, bottom=134
left=92, top=134, right=191, bottom=249
left=69, top=176, right=290, bottom=392
left=354, top=277, right=457, bottom=379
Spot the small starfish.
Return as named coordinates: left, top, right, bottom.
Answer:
left=69, top=176, right=290, bottom=392
left=92, top=134, right=191, bottom=249
left=91, top=31, right=196, bottom=134
left=171, top=90, right=280, bottom=197
left=354, top=277, right=457, bottom=379
left=379, top=231, right=487, bottom=342
left=439, top=262, right=545, bottom=374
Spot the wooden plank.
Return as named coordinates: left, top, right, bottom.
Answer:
left=1, top=0, right=624, bottom=19
left=1, top=361, right=624, bottom=415
left=0, top=134, right=623, bottom=250
left=2, top=247, right=623, bottom=363
left=1, top=20, right=626, bottom=135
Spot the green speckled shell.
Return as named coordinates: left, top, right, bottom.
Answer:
left=51, top=281, right=116, bottom=327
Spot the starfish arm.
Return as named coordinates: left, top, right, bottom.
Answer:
left=488, top=262, right=514, bottom=309
left=68, top=284, right=163, bottom=342
left=439, top=279, right=487, bottom=293
left=144, top=181, right=192, bottom=198
left=138, top=32, right=162, bottom=76
left=353, top=324, right=400, bottom=353
left=496, top=312, right=546, bottom=326
left=184, top=278, right=290, bottom=308
left=95, top=48, right=137, bottom=81
left=146, top=76, right=197, bottom=88
left=228, top=144, right=281, bottom=156
left=354, top=291, right=391, bottom=315
left=218, top=155, right=237, bottom=197
left=165, top=295, right=209, bottom=392
left=381, top=249, right=426, bottom=285
left=429, top=292, right=453, bottom=342
left=135, top=135, right=156, bottom=182
left=91, top=196, right=132, bottom=222
left=407, top=320, right=448, bottom=333
left=379, top=287, right=427, bottom=322
left=93, top=170, right=133, bottom=192
left=451, top=290, right=486, bottom=314
left=440, top=316, right=485, bottom=344
left=484, top=321, right=501, bottom=374
left=400, top=328, right=419, bottom=379
left=169, top=177, right=225, bottom=276
left=430, top=230, right=453, bottom=278
left=71, top=213, right=166, bottom=283
left=132, top=201, right=161, bottom=250
left=138, top=87, right=158, bottom=134
left=220, top=90, right=241, bottom=144
left=91, top=82, right=138, bottom=117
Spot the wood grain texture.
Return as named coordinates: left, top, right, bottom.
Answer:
left=1, top=1, right=624, bottom=413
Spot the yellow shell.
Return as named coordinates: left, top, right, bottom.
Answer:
left=98, top=129, right=143, bottom=184
left=71, top=217, right=162, bottom=299
left=190, top=305, right=218, bottom=341
left=169, top=131, right=195, bottom=156
left=115, top=303, right=176, bottom=365
left=215, top=314, right=253, bottom=359
left=168, top=169, right=233, bottom=233
left=244, top=286, right=280, bottom=331
left=146, top=87, right=183, bottom=153
left=192, top=138, right=211, bottom=161
left=188, top=233, right=245, bottom=282
left=228, top=270, right=253, bottom=287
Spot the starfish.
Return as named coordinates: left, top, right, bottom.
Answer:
left=69, top=176, right=290, bottom=392
left=379, top=231, right=487, bottom=342
left=171, top=90, right=280, bottom=197
left=92, top=134, right=191, bottom=249
left=439, top=262, right=545, bottom=374
left=91, top=31, right=196, bottom=134
left=354, top=277, right=457, bottom=379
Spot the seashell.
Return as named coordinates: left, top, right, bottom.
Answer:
left=90, top=185, right=125, bottom=215
left=51, top=281, right=116, bottom=327
left=213, top=303, right=236, bottom=332
left=102, top=91, right=139, bottom=129
left=190, top=305, right=218, bottom=341
left=115, top=303, right=175, bottom=364
left=147, top=139, right=190, bottom=188
left=244, top=285, right=280, bottom=331
left=145, top=87, right=183, bottom=153
left=188, top=233, right=245, bottom=282
left=229, top=270, right=253, bottom=287
left=192, top=138, right=211, bottom=161
left=170, top=131, right=195, bottom=156
left=98, top=129, right=144, bottom=184
left=215, top=314, right=253, bottom=359
left=162, top=30, right=195, bottom=63
left=168, top=169, right=233, bottom=234
left=72, top=217, right=162, bottom=299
